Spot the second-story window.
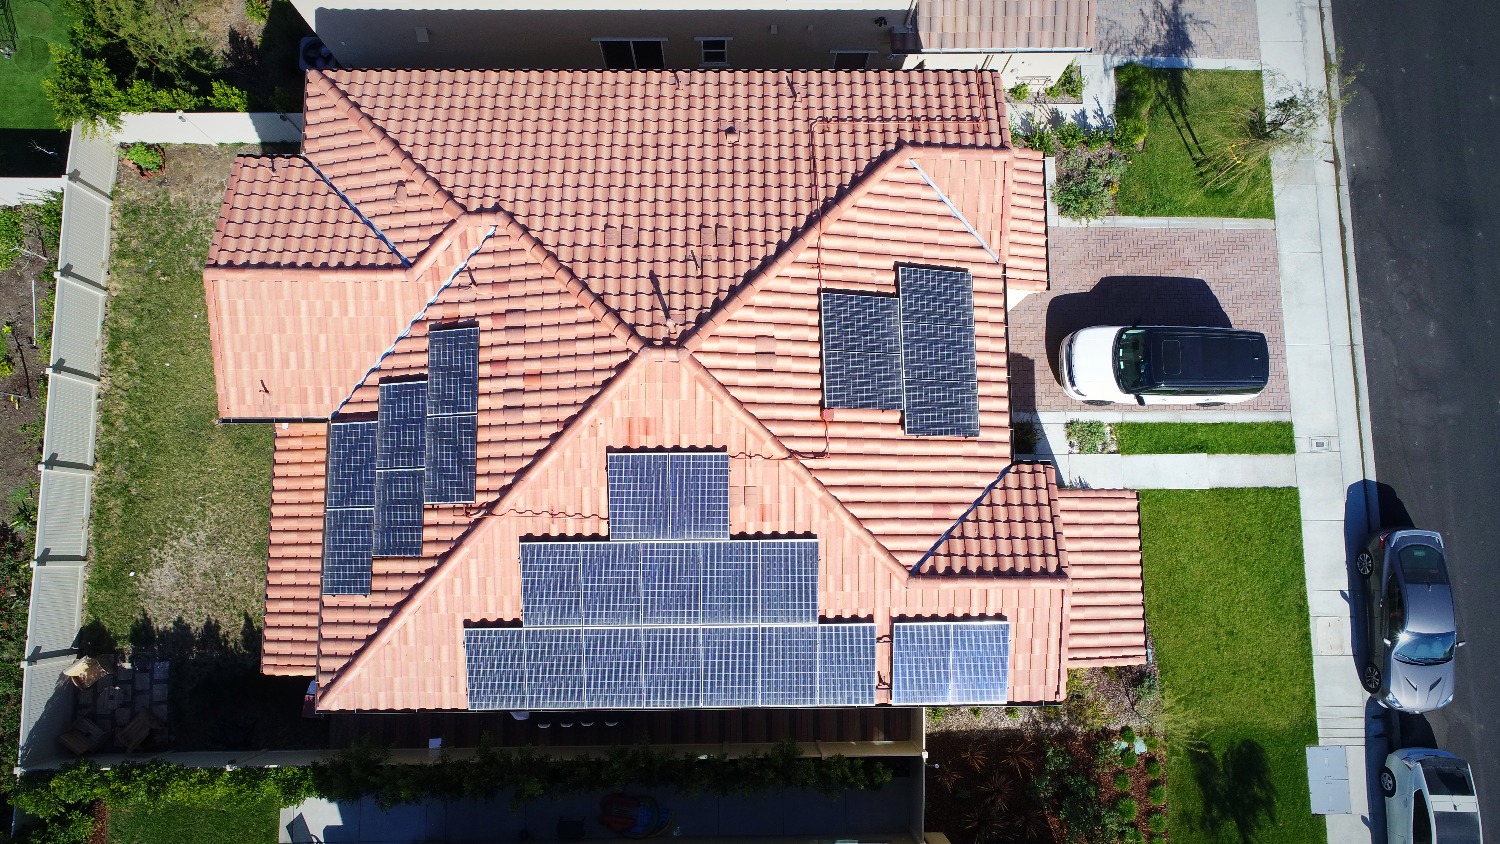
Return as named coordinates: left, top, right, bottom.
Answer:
left=597, top=39, right=666, bottom=70
left=697, top=37, right=730, bottom=67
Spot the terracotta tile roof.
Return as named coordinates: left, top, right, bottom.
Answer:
left=1055, top=488, right=1148, bottom=666
left=920, top=462, right=1063, bottom=575
left=199, top=69, right=1141, bottom=709
left=263, top=423, right=326, bottom=676
left=914, top=0, right=1097, bottom=52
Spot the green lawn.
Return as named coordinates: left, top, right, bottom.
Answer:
left=1140, top=489, right=1324, bottom=844
left=1116, top=69, right=1276, bottom=219
left=107, top=796, right=281, bottom=844
left=1116, top=422, right=1295, bottom=455
left=87, top=160, right=273, bottom=643
left=1, top=0, right=70, bottom=129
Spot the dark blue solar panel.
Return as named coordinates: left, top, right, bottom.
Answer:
left=702, top=543, right=759, bottom=625
left=525, top=627, right=585, bottom=708
left=606, top=452, right=729, bottom=541
left=377, top=381, right=427, bottom=469
left=640, top=542, right=702, bottom=626
left=670, top=453, right=731, bottom=539
left=424, top=414, right=477, bottom=504
left=519, top=544, right=581, bottom=627
left=761, top=625, right=819, bottom=706
left=816, top=623, right=876, bottom=705
left=326, top=421, right=377, bottom=509
left=820, top=292, right=904, bottom=410
left=891, top=621, right=1010, bottom=705
left=583, top=627, right=643, bottom=708
left=372, top=468, right=424, bottom=556
left=899, top=266, right=980, bottom=437
left=427, top=326, right=479, bottom=416
left=758, top=540, right=820, bottom=624
left=579, top=543, right=641, bottom=626
left=464, top=628, right=526, bottom=710
left=701, top=626, right=760, bottom=707
left=322, top=508, right=374, bottom=595
left=642, top=627, right=701, bottom=708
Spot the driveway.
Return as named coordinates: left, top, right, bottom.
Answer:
left=1009, top=226, right=1289, bottom=414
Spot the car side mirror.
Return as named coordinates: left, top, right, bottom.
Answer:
left=1458, top=640, right=1467, bottom=648
left=1382, top=638, right=1392, bottom=647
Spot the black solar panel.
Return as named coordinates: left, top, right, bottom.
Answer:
left=757, top=540, right=820, bottom=624
left=519, top=543, right=583, bottom=627
left=583, top=627, right=644, bottom=708
left=326, top=421, right=377, bottom=509
left=760, top=625, right=819, bottom=706
left=640, top=542, right=703, bottom=626
left=820, top=292, right=904, bottom=410
left=377, top=381, right=428, bottom=469
left=817, top=623, right=877, bottom=706
left=427, top=326, right=480, bottom=416
left=464, top=628, right=527, bottom=709
left=373, top=468, right=424, bottom=557
left=525, top=627, right=585, bottom=709
left=700, top=625, right=760, bottom=706
left=701, top=543, right=759, bottom=625
left=423, top=325, right=480, bottom=503
left=324, top=420, right=378, bottom=595
left=424, top=414, right=477, bottom=504
left=579, top=543, right=641, bottom=627
left=891, top=620, right=1010, bottom=705
left=322, top=508, right=374, bottom=595
left=669, top=453, right=731, bottom=539
left=899, top=266, right=980, bottom=437
left=642, top=627, right=701, bottom=707
left=606, top=452, right=730, bottom=541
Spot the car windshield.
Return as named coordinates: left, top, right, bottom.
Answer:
left=1114, top=329, right=1148, bottom=392
left=1394, top=630, right=1457, bottom=665
left=1400, top=544, right=1449, bottom=585
left=1422, top=761, right=1476, bottom=797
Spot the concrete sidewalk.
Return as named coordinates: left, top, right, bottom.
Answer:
left=1051, top=452, right=1297, bottom=490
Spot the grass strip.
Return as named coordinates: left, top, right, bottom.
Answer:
left=1116, top=422, right=1295, bottom=455
left=1140, top=488, right=1324, bottom=844
left=107, top=795, right=281, bottom=844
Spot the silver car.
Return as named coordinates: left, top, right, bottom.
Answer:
left=1381, top=748, right=1482, bottom=844
left=1356, top=530, right=1462, bottom=712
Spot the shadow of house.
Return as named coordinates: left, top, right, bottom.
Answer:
left=1187, top=738, right=1277, bottom=843
left=1041, top=275, right=1231, bottom=381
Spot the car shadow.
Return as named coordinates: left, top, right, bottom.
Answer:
left=1042, top=275, right=1232, bottom=382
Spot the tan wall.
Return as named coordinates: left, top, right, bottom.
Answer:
left=301, top=7, right=908, bottom=69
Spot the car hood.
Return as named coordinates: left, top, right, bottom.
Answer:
left=1065, top=327, right=1126, bottom=399
left=1388, top=658, right=1455, bottom=713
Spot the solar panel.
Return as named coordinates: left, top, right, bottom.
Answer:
left=760, top=625, right=818, bottom=706
left=465, top=628, right=526, bottom=710
left=583, top=627, right=644, bottom=708
left=326, top=421, right=377, bottom=509
left=427, top=325, right=480, bottom=416
left=700, top=626, right=760, bottom=707
left=525, top=627, right=585, bottom=709
left=816, top=623, right=877, bottom=706
left=377, top=381, right=428, bottom=469
left=424, top=414, right=477, bottom=504
left=642, top=626, right=701, bottom=708
left=640, top=542, right=702, bottom=626
left=606, top=452, right=729, bottom=541
left=669, top=453, right=730, bottom=539
left=891, top=621, right=1010, bottom=705
left=758, top=540, right=820, bottom=624
left=820, top=292, right=904, bottom=410
left=322, top=508, right=374, bottom=595
left=701, top=543, right=759, bottom=625
left=606, top=453, right=670, bottom=540
left=579, top=543, right=641, bottom=626
left=898, top=266, right=980, bottom=437
left=373, top=468, right=424, bottom=557
left=519, top=544, right=582, bottom=627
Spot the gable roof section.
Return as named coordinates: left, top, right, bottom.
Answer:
left=263, top=423, right=326, bottom=676
left=1055, top=488, right=1147, bottom=666
left=920, top=461, right=1063, bottom=575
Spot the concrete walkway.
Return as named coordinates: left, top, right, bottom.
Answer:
left=1051, top=452, right=1297, bottom=490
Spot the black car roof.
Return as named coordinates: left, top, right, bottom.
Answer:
left=1137, top=327, right=1271, bottom=390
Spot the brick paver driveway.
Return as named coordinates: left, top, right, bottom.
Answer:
left=1008, top=226, right=1288, bottom=413
left=1096, top=0, right=1262, bottom=61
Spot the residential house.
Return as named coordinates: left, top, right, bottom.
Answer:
left=288, top=0, right=1094, bottom=85
left=203, top=69, right=1145, bottom=715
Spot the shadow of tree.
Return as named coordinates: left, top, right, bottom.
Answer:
left=218, top=2, right=312, bottom=109
left=1187, top=738, right=1277, bottom=842
left=1098, top=0, right=1207, bottom=63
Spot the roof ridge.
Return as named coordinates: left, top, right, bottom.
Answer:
left=306, top=69, right=467, bottom=221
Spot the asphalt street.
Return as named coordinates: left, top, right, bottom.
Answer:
left=1330, top=0, right=1500, bottom=837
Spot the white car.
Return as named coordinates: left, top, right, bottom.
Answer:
left=1058, top=325, right=1270, bottom=405
left=1382, top=748, right=1482, bottom=844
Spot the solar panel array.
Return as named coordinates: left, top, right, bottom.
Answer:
left=519, top=539, right=818, bottom=628
left=322, top=421, right=378, bottom=595
left=820, top=293, right=903, bottom=410
left=890, top=620, right=1010, bottom=705
left=465, top=623, right=875, bottom=709
left=817, top=267, right=980, bottom=437
left=426, top=326, right=480, bottom=503
left=374, top=382, right=428, bottom=557
left=898, top=267, right=980, bottom=437
left=606, top=452, right=730, bottom=540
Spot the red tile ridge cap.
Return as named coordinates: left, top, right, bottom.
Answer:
left=913, top=574, right=1070, bottom=590
left=203, top=266, right=407, bottom=281
left=680, top=142, right=1016, bottom=353
left=1044, top=461, right=1070, bottom=575
left=306, top=68, right=466, bottom=221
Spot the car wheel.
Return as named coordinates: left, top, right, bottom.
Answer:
left=1363, top=663, right=1382, bottom=693
left=1380, top=766, right=1398, bottom=798
left=1356, top=551, right=1375, bottom=577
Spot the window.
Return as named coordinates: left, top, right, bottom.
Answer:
left=596, top=39, right=666, bottom=70
left=832, top=51, right=871, bottom=70
left=697, top=37, right=730, bottom=67
left=1384, top=574, right=1404, bottom=639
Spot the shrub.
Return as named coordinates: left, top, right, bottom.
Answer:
left=1148, top=783, right=1166, bottom=805
left=1134, top=671, right=1160, bottom=705
left=1119, top=725, right=1136, bottom=743
left=1055, top=120, right=1085, bottom=149
left=1046, top=61, right=1085, bottom=101
left=1142, top=733, right=1160, bottom=752
left=1014, top=124, right=1056, bottom=156
left=1144, top=757, right=1162, bottom=778
left=1116, top=797, right=1139, bottom=821
left=1053, top=145, right=1129, bottom=221
left=1114, top=772, right=1132, bottom=792
left=208, top=80, right=250, bottom=111
left=1119, top=747, right=1138, bottom=768
left=1008, top=82, right=1031, bottom=102
left=0, top=208, right=23, bottom=273
left=41, top=46, right=126, bottom=132
left=1121, top=829, right=1144, bottom=844
left=123, top=143, right=164, bottom=173
left=1113, top=63, right=1158, bottom=150
left=244, top=0, right=270, bottom=21
left=1146, top=811, right=1167, bottom=833
left=1067, top=420, right=1111, bottom=454
left=1005, top=707, right=1020, bottom=720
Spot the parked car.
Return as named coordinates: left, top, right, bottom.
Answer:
left=1382, top=748, right=1482, bottom=844
left=1357, top=529, right=1462, bottom=712
left=1058, top=325, right=1270, bottom=405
